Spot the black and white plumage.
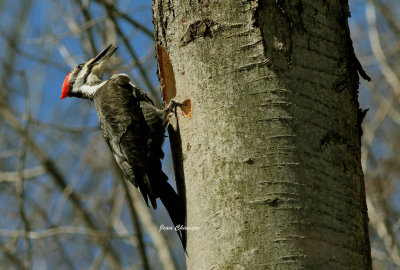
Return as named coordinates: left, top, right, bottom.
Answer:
left=61, top=45, right=186, bottom=248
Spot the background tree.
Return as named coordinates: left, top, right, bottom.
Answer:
left=0, top=0, right=398, bottom=269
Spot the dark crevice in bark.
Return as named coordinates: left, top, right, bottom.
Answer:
left=253, top=0, right=305, bottom=72
left=154, top=0, right=169, bottom=49
left=332, top=77, right=348, bottom=93
left=320, top=133, right=348, bottom=149
left=180, top=18, right=218, bottom=47
left=357, top=108, right=369, bottom=139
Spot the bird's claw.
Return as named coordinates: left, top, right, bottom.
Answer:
left=166, top=99, right=185, bottom=112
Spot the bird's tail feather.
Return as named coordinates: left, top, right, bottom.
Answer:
left=146, top=159, right=186, bottom=250
left=137, top=180, right=157, bottom=209
left=157, top=180, right=187, bottom=250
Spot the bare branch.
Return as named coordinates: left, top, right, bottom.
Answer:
left=95, top=0, right=154, bottom=38
left=128, top=185, right=178, bottom=270
left=16, top=73, right=33, bottom=269
left=0, top=102, right=123, bottom=270
left=119, top=172, right=151, bottom=270
left=0, top=166, right=45, bottom=182
left=105, top=8, right=159, bottom=104
left=0, top=227, right=134, bottom=240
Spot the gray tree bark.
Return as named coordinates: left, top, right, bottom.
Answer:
left=153, top=0, right=371, bottom=269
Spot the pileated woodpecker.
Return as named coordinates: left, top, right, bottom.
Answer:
left=60, top=44, right=186, bottom=249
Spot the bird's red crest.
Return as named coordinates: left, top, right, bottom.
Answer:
left=61, top=72, right=71, bottom=99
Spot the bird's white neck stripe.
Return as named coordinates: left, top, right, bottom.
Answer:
left=80, top=81, right=106, bottom=98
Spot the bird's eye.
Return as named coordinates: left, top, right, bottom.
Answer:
left=77, top=64, right=84, bottom=69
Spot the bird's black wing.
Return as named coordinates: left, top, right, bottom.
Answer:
left=93, top=75, right=156, bottom=206
left=113, top=74, right=167, bottom=164
left=113, top=73, right=155, bottom=105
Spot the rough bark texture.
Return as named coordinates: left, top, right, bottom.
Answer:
left=153, top=0, right=371, bottom=269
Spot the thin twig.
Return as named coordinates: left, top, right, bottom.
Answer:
left=95, top=0, right=154, bottom=38
left=363, top=2, right=400, bottom=266
left=73, top=0, right=98, bottom=55
left=16, top=72, right=33, bottom=269
left=119, top=172, right=151, bottom=270
left=128, top=185, right=178, bottom=270
left=0, top=227, right=134, bottom=240
left=105, top=9, right=158, bottom=102
left=363, top=1, right=400, bottom=168
left=0, top=166, right=45, bottom=182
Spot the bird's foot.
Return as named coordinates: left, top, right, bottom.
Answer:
left=166, top=99, right=186, bottom=113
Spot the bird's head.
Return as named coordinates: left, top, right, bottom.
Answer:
left=61, top=44, right=118, bottom=99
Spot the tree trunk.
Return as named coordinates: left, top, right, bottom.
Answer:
left=153, top=0, right=371, bottom=269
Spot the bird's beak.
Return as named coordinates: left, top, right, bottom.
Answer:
left=88, top=44, right=118, bottom=66
left=86, top=44, right=118, bottom=78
